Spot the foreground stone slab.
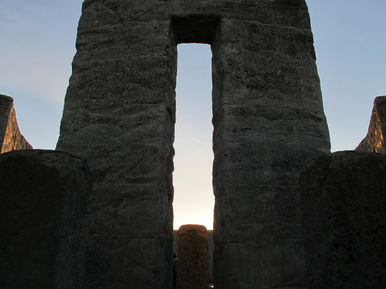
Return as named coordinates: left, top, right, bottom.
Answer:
left=57, top=1, right=330, bottom=288
left=176, top=225, right=209, bottom=289
left=0, top=94, right=32, bottom=153
left=356, top=96, right=386, bottom=153
left=301, top=151, right=386, bottom=289
left=0, top=150, right=91, bottom=289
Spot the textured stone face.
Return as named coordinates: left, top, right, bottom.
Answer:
left=301, top=151, right=386, bottom=289
left=0, top=94, right=32, bottom=153
left=57, top=1, right=330, bottom=288
left=356, top=96, right=386, bottom=153
left=173, top=230, right=214, bottom=283
left=0, top=150, right=91, bottom=289
left=176, top=225, right=209, bottom=289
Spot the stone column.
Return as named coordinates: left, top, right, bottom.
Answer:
left=212, top=3, right=330, bottom=289
left=57, top=2, right=176, bottom=288
left=301, top=151, right=386, bottom=289
left=176, top=225, right=209, bottom=289
left=0, top=150, right=90, bottom=289
left=0, top=94, right=32, bottom=153
left=356, top=95, right=386, bottom=153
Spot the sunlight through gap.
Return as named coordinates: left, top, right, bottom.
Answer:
left=173, top=44, right=214, bottom=230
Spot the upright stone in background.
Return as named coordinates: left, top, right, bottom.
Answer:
left=0, top=94, right=32, bottom=153
left=356, top=96, right=386, bottom=153
left=0, top=150, right=91, bottom=289
left=173, top=230, right=214, bottom=283
left=176, top=225, right=209, bottom=289
left=301, top=151, right=386, bottom=289
left=57, top=1, right=330, bottom=288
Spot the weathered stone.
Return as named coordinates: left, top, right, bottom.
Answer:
left=0, top=94, right=32, bottom=153
left=176, top=225, right=209, bottom=289
left=0, top=150, right=91, bottom=289
left=301, top=151, right=386, bottom=289
left=57, top=1, right=330, bottom=288
left=356, top=96, right=386, bottom=153
left=173, top=230, right=214, bottom=283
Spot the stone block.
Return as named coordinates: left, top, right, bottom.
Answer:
left=214, top=240, right=306, bottom=289
left=83, top=236, right=172, bottom=289
left=0, top=94, right=32, bottom=153
left=0, top=150, right=91, bottom=289
left=176, top=225, right=209, bottom=289
left=301, top=151, right=386, bottom=289
left=356, top=95, right=386, bottom=153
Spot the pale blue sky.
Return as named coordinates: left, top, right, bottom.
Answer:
left=1, top=0, right=385, bottom=228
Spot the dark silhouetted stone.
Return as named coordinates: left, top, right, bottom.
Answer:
left=176, top=225, right=209, bottom=289
left=301, top=151, right=386, bottom=289
left=0, top=150, right=91, bottom=289
left=173, top=230, right=214, bottom=283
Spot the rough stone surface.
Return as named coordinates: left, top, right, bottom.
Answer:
left=173, top=230, right=214, bottom=283
left=0, top=150, right=91, bottom=289
left=301, top=151, right=386, bottom=289
left=0, top=94, right=32, bottom=153
left=57, top=1, right=330, bottom=288
left=176, top=225, right=209, bottom=289
left=356, top=96, right=386, bottom=153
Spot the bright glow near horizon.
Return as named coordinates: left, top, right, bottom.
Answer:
left=173, top=44, right=214, bottom=230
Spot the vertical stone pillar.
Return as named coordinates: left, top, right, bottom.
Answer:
left=212, top=2, right=330, bottom=289
left=57, top=2, right=175, bottom=288
left=0, top=95, right=13, bottom=145
left=0, top=150, right=90, bottom=289
left=301, top=151, right=386, bottom=289
left=0, top=94, right=32, bottom=153
left=176, top=225, right=209, bottom=289
left=356, top=95, right=386, bottom=153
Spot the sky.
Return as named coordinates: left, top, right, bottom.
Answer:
left=1, top=0, right=385, bottom=229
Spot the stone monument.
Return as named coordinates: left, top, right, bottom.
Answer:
left=176, top=225, right=209, bottom=289
left=57, top=1, right=330, bottom=288
left=0, top=94, right=32, bottom=153
left=0, top=150, right=91, bottom=289
left=356, top=95, right=386, bottom=153
left=301, top=151, right=386, bottom=289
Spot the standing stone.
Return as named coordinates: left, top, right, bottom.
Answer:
left=0, top=94, right=32, bottom=153
left=356, top=96, right=386, bottom=153
left=0, top=150, right=91, bottom=289
left=57, top=1, right=330, bottom=288
left=301, top=151, right=386, bottom=289
left=173, top=230, right=215, bottom=284
left=176, top=225, right=209, bottom=289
